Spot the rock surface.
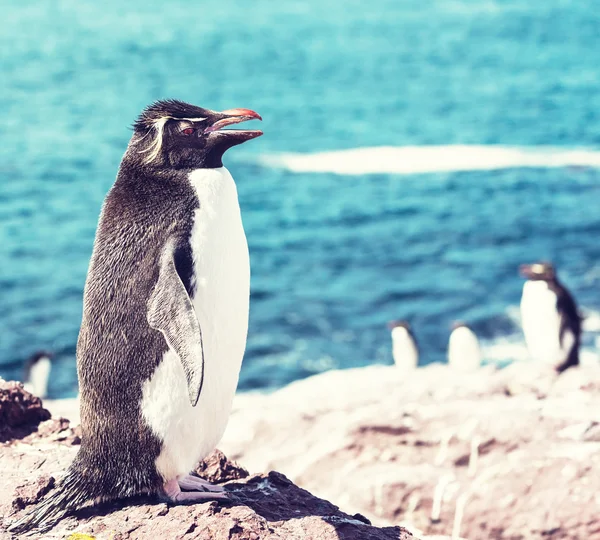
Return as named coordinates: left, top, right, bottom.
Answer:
left=219, top=362, right=600, bottom=539
left=0, top=383, right=412, bottom=540
left=38, top=361, right=600, bottom=539
left=0, top=381, right=50, bottom=443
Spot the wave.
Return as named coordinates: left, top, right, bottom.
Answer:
left=259, top=145, right=600, bottom=175
left=480, top=337, right=530, bottom=364
left=481, top=338, right=599, bottom=367
left=582, top=308, right=600, bottom=332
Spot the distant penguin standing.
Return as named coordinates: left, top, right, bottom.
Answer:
left=23, top=351, right=53, bottom=398
left=10, top=100, right=262, bottom=533
left=520, top=262, right=582, bottom=373
left=388, top=320, right=419, bottom=370
left=448, top=322, right=482, bottom=371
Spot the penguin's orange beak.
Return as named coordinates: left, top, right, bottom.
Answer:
left=520, top=263, right=548, bottom=279
left=204, top=109, right=262, bottom=136
left=519, top=264, right=534, bottom=278
left=220, top=108, right=262, bottom=120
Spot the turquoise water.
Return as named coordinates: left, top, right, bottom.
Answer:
left=2, top=0, right=600, bottom=397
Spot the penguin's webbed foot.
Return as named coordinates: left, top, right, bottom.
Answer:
left=178, top=473, right=226, bottom=493
left=163, top=478, right=228, bottom=503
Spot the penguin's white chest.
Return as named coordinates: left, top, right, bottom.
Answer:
left=141, top=167, right=250, bottom=480
left=520, top=281, right=563, bottom=363
left=391, top=328, right=419, bottom=370
left=24, top=356, right=51, bottom=399
left=448, top=327, right=481, bottom=371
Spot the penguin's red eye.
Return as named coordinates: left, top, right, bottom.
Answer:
left=181, top=127, right=195, bottom=136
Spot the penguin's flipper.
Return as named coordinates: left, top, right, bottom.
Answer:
left=148, top=239, right=205, bottom=407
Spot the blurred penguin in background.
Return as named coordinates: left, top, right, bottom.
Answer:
left=23, top=351, right=53, bottom=398
left=448, top=322, right=481, bottom=371
left=520, top=262, right=581, bottom=373
left=388, top=320, right=419, bottom=370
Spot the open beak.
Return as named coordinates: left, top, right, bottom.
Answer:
left=204, top=108, right=263, bottom=141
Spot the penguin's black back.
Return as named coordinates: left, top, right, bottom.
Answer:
left=75, top=162, right=199, bottom=497
left=548, top=278, right=582, bottom=372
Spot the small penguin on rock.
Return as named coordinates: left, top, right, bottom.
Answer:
left=388, top=320, right=419, bottom=370
left=10, top=100, right=262, bottom=533
left=23, top=350, right=53, bottom=399
left=520, top=262, right=582, bottom=373
left=448, top=322, right=482, bottom=371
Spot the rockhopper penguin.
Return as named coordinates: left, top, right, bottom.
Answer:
left=520, top=262, right=582, bottom=373
left=388, top=320, right=419, bottom=369
left=10, top=100, right=262, bottom=533
left=23, top=350, right=53, bottom=399
left=448, top=322, right=481, bottom=371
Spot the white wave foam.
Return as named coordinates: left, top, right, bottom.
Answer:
left=481, top=336, right=599, bottom=366
left=480, top=305, right=600, bottom=366
left=260, top=145, right=600, bottom=175
left=480, top=337, right=530, bottom=363
left=582, top=308, right=600, bottom=332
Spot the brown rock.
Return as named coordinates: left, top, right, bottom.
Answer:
left=194, top=448, right=249, bottom=483
left=0, top=406, right=412, bottom=539
left=0, top=380, right=51, bottom=442
left=221, top=363, right=600, bottom=539
left=39, top=362, right=600, bottom=538
left=19, top=417, right=82, bottom=446
left=3, top=463, right=411, bottom=540
left=12, top=475, right=55, bottom=511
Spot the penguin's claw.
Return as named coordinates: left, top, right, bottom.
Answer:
left=172, top=490, right=229, bottom=502
left=178, top=474, right=226, bottom=493
left=163, top=478, right=229, bottom=503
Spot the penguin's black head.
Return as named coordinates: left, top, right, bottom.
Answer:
left=451, top=320, right=468, bottom=330
left=26, top=350, right=54, bottom=366
left=387, top=320, right=411, bottom=331
left=24, top=350, right=53, bottom=376
left=131, top=99, right=262, bottom=169
left=519, top=261, right=556, bottom=281
left=388, top=320, right=417, bottom=339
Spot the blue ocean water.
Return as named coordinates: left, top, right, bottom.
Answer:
left=2, top=0, right=600, bottom=397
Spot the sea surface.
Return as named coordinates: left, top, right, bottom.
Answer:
left=2, top=0, right=600, bottom=397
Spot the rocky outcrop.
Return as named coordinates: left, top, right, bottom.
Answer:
left=220, top=362, right=600, bottom=539
left=0, top=383, right=413, bottom=540
left=0, top=381, right=50, bottom=443
left=34, top=361, right=600, bottom=539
